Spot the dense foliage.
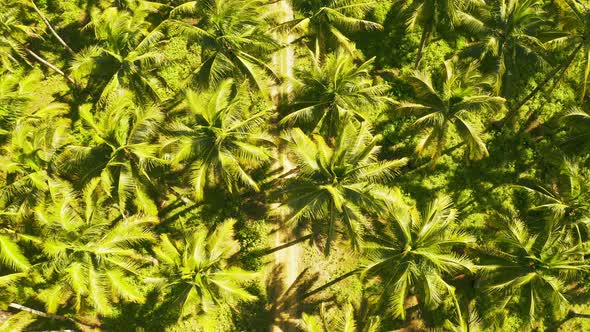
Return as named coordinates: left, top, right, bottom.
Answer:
left=2, top=0, right=590, bottom=331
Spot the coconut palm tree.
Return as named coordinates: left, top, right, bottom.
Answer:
left=514, top=159, right=590, bottom=240
left=362, top=195, right=475, bottom=320
left=302, top=302, right=381, bottom=332
left=280, top=52, right=391, bottom=137
left=277, top=122, right=408, bottom=255
left=0, top=5, right=74, bottom=84
left=282, top=0, right=382, bottom=59
left=71, top=6, right=166, bottom=102
left=167, top=0, right=279, bottom=90
left=0, top=101, right=70, bottom=219
left=152, top=218, right=257, bottom=317
left=25, top=180, right=155, bottom=317
left=166, top=79, right=273, bottom=201
left=562, top=108, right=590, bottom=154
left=394, top=0, right=484, bottom=67
left=56, top=90, right=165, bottom=216
left=478, top=216, right=589, bottom=325
left=461, top=0, right=547, bottom=97
left=544, top=0, right=590, bottom=102
left=398, top=60, right=505, bottom=163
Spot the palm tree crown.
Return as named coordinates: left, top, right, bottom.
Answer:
left=399, top=60, right=505, bottom=163
left=362, top=195, right=475, bottom=320
left=277, top=122, right=407, bottom=255
left=281, top=52, right=391, bottom=137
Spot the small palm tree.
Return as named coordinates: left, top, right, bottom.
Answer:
left=284, top=0, right=382, bottom=58
left=394, top=0, right=484, bottom=67
left=280, top=52, right=391, bottom=137
left=562, top=108, right=590, bottom=154
left=461, top=0, right=547, bottom=96
left=398, top=60, right=505, bottom=163
left=167, top=79, right=273, bottom=201
left=56, top=91, right=165, bottom=216
left=478, top=216, right=589, bottom=325
left=546, top=0, right=590, bottom=101
left=0, top=4, right=74, bottom=84
left=302, top=302, right=381, bottom=332
left=362, top=195, right=475, bottom=320
left=167, top=0, right=279, bottom=90
left=0, top=102, right=70, bottom=218
left=515, top=159, right=590, bottom=240
left=277, top=122, right=408, bottom=255
left=152, top=218, right=257, bottom=317
left=71, top=7, right=166, bottom=101
left=25, top=181, right=155, bottom=316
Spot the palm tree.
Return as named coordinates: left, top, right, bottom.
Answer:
left=461, top=0, right=547, bottom=97
left=25, top=181, right=155, bottom=317
left=71, top=6, right=166, bottom=102
left=167, top=0, right=279, bottom=90
left=152, top=218, right=257, bottom=317
left=562, top=108, right=590, bottom=154
left=0, top=5, right=75, bottom=84
left=0, top=101, right=70, bottom=219
left=514, top=159, right=590, bottom=240
left=394, top=0, right=484, bottom=67
left=302, top=302, right=381, bottom=332
left=276, top=122, right=408, bottom=255
left=478, top=216, right=589, bottom=325
left=362, top=195, right=475, bottom=320
left=166, top=79, right=274, bottom=201
left=282, top=0, right=382, bottom=59
left=56, top=90, right=165, bottom=216
left=280, top=52, right=391, bottom=137
left=398, top=60, right=505, bottom=163
left=544, top=0, right=590, bottom=102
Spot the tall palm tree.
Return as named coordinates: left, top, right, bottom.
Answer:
left=282, top=0, right=382, bottom=58
left=152, top=218, right=257, bottom=317
left=167, top=79, right=273, bottom=201
left=167, top=0, right=279, bottom=90
left=461, top=0, right=547, bottom=97
left=56, top=91, right=165, bottom=216
left=280, top=52, right=391, bottom=137
left=362, top=195, right=475, bottom=320
left=478, top=216, right=589, bottom=325
left=25, top=181, right=155, bottom=317
left=276, top=122, right=408, bottom=255
left=394, top=0, right=484, bottom=67
left=398, top=60, right=505, bottom=163
left=71, top=7, right=166, bottom=102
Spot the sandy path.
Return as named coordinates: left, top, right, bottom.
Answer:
left=270, top=1, right=299, bottom=331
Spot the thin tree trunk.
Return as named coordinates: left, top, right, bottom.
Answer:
left=414, top=28, right=429, bottom=69
left=255, top=234, right=312, bottom=257
left=25, top=48, right=76, bottom=85
left=301, top=268, right=360, bottom=299
left=29, top=0, right=75, bottom=56
left=498, top=42, right=582, bottom=125
left=8, top=303, right=98, bottom=328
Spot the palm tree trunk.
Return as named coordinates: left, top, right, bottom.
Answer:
left=498, top=42, right=582, bottom=126
left=8, top=303, right=98, bottom=328
left=25, top=48, right=76, bottom=85
left=301, top=268, right=360, bottom=299
left=29, top=0, right=75, bottom=56
left=255, top=234, right=312, bottom=256
left=414, top=27, right=430, bottom=69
